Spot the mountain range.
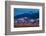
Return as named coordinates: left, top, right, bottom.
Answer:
left=14, top=12, right=39, bottom=19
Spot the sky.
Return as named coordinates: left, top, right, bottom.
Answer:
left=14, top=8, right=39, bottom=16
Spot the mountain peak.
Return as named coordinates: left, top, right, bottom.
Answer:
left=14, top=13, right=39, bottom=19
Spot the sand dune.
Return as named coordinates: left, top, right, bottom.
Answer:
left=14, top=23, right=39, bottom=28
